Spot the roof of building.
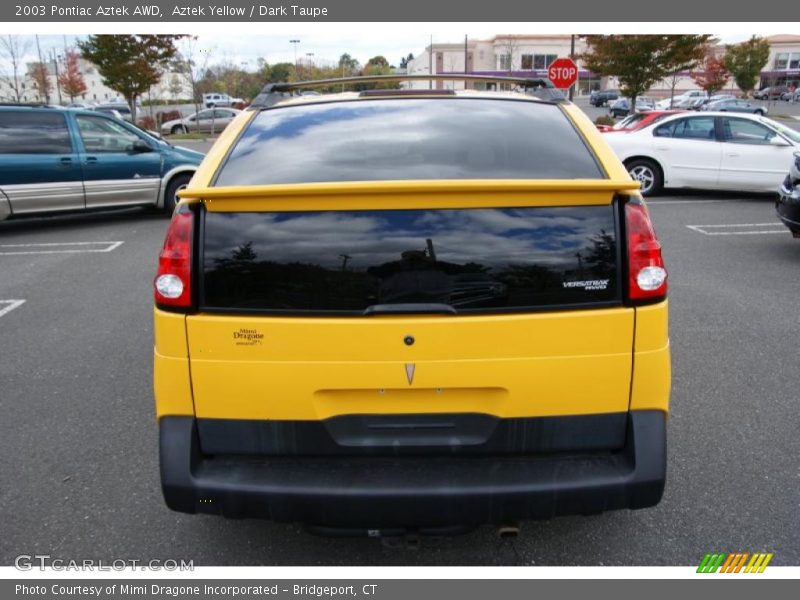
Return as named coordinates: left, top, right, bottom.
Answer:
left=764, top=35, right=800, bottom=44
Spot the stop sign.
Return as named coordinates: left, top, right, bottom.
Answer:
left=547, top=58, right=579, bottom=89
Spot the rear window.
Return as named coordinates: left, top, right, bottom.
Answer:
left=213, top=98, right=604, bottom=186
left=201, top=205, right=620, bottom=314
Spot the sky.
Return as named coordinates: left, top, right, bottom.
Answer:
left=11, top=24, right=772, bottom=71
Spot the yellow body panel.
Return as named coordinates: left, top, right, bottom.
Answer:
left=154, top=94, right=670, bottom=423
left=153, top=309, right=194, bottom=418
left=630, top=301, right=671, bottom=413
left=185, top=309, right=635, bottom=420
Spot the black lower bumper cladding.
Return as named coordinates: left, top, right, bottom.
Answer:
left=159, top=411, right=666, bottom=527
left=777, top=175, right=800, bottom=237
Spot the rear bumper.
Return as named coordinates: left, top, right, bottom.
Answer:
left=159, top=411, right=666, bottom=527
left=777, top=175, right=800, bottom=236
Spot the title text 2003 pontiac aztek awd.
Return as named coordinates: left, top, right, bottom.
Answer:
left=153, top=76, right=670, bottom=534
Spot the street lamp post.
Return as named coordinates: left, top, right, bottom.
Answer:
left=290, top=39, right=300, bottom=79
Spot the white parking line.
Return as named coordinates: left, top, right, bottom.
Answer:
left=0, top=299, right=25, bottom=318
left=648, top=200, right=731, bottom=205
left=687, top=223, right=787, bottom=235
left=0, top=241, right=124, bottom=255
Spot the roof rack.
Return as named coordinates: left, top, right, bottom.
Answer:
left=249, top=74, right=565, bottom=108
left=0, top=102, right=62, bottom=108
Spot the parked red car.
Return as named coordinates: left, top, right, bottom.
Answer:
left=596, top=110, right=685, bottom=133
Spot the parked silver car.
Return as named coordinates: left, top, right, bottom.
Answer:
left=160, top=108, right=241, bottom=135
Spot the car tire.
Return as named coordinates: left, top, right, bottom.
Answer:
left=171, top=124, right=187, bottom=135
left=626, top=159, right=663, bottom=197
left=163, top=173, right=193, bottom=215
left=754, top=109, right=765, bottom=116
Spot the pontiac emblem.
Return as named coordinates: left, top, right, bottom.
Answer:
left=405, top=364, right=415, bottom=385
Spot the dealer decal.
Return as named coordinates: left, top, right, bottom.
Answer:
left=233, top=328, right=264, bottom=346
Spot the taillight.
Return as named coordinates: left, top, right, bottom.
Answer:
left=155, top=205, right=193, bottom=309
left=625, top=200, right=667, bottom=302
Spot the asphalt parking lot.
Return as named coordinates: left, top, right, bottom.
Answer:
left=0, top=189, right=797, bottom=566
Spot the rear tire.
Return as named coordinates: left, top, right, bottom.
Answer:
left=163, top=173, right=193, bottom=215
left=755, top=109, right=765, bottom=116
left=626, top=159, right=663, bottom=197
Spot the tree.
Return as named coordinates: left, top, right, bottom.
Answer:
left=0, top=35, right=31, bottom=102
left=174, top=36, right=211, bottom=114
left=580, top=35, right=710, bottom=114
left=724, top=36, right=770, bottom=98
left=498, top=36, right=520, bottom=78
left=28, top=62, right=51, bottom=102
left=265, top=62, right=294, bottom=83
left=366, top=56, right=390, bottom=69
left=58, top=49, right=87, bottom=102
left=692, top=48, right=730, bottom=95
left=77, top=35, right=185, bottom=121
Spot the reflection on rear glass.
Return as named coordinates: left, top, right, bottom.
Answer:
left=214, top=98, right=604, bottom=185
left=202, top=206, right=619, bottom=313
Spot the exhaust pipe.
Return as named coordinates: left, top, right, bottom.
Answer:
left=497, top=523, right=521, bottom=539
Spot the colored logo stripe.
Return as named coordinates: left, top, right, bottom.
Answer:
left=697, top=553, right=773, bottom=573
left=697, top=553, right=726, bottom=573
left=745, top=553, right=773, bottom=573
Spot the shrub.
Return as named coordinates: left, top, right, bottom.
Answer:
left=594, top=115, right=616, bottom=126
left=158, top=110, right=182, bottom=123
left=137, top=116, right=156, bottom=130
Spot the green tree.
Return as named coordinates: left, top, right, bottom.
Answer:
left=366, top=56, right=390, bottom=69
left=724, top=36, right=770, bottom=98
left=338, top=53, right=360, bottom=74
left=580, top=35, right=710, bottom=114
left=77, top=35, right=185, bottom=120
left=264, top=62, right=294, bottom=83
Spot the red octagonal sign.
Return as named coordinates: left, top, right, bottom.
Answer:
left=547, top=57, right=579, bottom=89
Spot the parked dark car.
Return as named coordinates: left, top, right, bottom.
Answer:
left=776, top=152, right=800, bottom=237
left=701, top=98, right=767, bottom=115
left=590, top=89, right=619, bottom=106
left=609, top=97, right=655, bottom=117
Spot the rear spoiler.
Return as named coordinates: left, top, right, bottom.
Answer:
left=178, top=179, right=641, bottom=211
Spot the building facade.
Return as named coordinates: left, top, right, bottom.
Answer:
left=407, top=34, right=800, bottom=97
left=1, top=55, right=191, bottom=105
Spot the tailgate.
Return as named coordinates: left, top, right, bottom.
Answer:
left=184, top=182, right=636, bottom=422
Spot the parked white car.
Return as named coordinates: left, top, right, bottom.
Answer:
left=604, top=112, right=800, bottom=196
left=202, top=93, right=244, bottom=108
left=655, top=90, right=707, bottom=110
left=161, top=108, right=241, bottom=135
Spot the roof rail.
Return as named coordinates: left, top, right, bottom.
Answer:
left=0, top=102, right=61, bottom=108
left=249, top=74, right=565, bottom=108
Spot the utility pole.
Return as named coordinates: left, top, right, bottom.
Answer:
left=290, top=39, right=300, bottom=80
left=51, top=49, right=62, bottom=105
left=429, top=35, right=433, bottom=90
left=569, top=34, right=576, bottom=101
left=464, top=34, right=468, bottom=89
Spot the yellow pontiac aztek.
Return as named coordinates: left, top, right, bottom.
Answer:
left=153, top=76, right=670, bottom=534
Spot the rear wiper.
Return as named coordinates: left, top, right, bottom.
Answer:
left=362, top=303, right=457, bottom=316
